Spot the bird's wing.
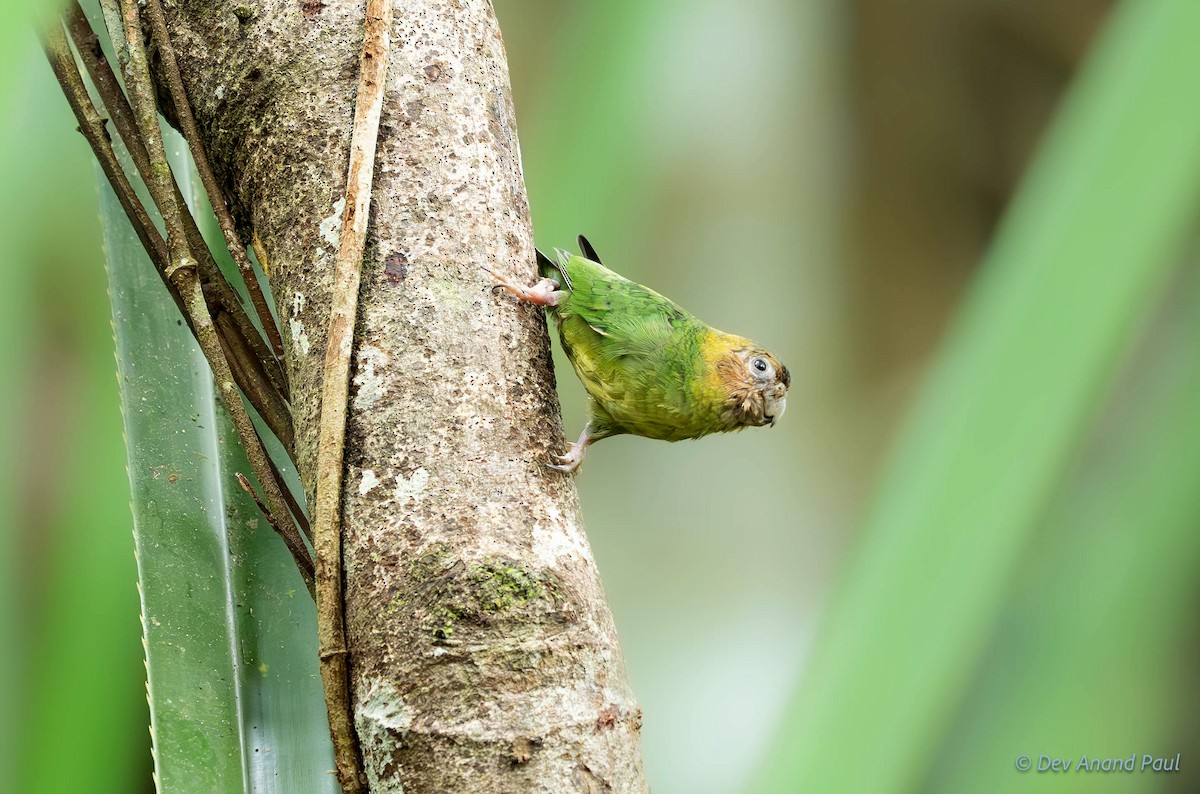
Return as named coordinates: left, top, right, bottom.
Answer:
left=555, top=255, right=706, bottom=427
left=561, top=255, right=696, bottom=362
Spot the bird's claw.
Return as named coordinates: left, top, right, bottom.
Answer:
left=480, top=263, right=564, bottom=307
left=545, top=446, right=585, bottom=474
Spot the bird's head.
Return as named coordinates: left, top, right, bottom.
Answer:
left=711, top=338, right=790, bottom=429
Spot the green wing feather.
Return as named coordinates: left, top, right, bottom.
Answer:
left=540, top=248, right=718, bottom=441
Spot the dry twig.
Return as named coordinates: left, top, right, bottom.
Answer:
left=66, top=2, right=295, bottom=452
left=112, top=0, right=314, bottom=593
left=310, top=0, right=394, bottom=788
left=143, top=0, right=287, bottom=361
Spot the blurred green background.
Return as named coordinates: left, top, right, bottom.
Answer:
left=6, top=0, right=1200, bottom=791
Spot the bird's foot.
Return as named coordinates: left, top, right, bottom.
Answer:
left=546, top=440, right=588, bottom=474
left=483, top=266, right=565, bottom=307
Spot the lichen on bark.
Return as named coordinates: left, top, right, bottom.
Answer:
left=154, top=0, right=647, bottom=790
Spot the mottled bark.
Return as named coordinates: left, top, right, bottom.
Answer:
left=155, top=0, right=646, bottom=791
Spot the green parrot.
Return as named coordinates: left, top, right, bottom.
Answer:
left=486, top=236, right=789, bottom=473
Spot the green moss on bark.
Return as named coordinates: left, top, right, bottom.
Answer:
left=402, top=546, right=566, bottom=640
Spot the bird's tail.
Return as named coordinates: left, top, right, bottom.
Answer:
left=576, top=234, right=601, bottom=264
left=535, top=234, right=602, bottom=289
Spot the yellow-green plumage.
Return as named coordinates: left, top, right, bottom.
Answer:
left=548, top=251, right=708, bottom=441
left=487, top=236, right=788, bottom=471
left=538, top=239, right=789, bottom=444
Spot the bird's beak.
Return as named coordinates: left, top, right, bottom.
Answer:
left=764, top=395, right=786, bottom=426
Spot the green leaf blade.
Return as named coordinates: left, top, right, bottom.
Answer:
left=929, top=271, right=1200, bottom=793
left=756, top=1, right=1200, bottom=791
left=103, top=167, right=247, bottom=791
left=102, top=128, right=334, bottom=791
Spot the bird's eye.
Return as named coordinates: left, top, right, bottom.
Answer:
left=751, top=357, right=769, bottom=374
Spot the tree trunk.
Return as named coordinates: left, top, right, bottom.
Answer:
left=155, top=1, right=647, bottom=790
